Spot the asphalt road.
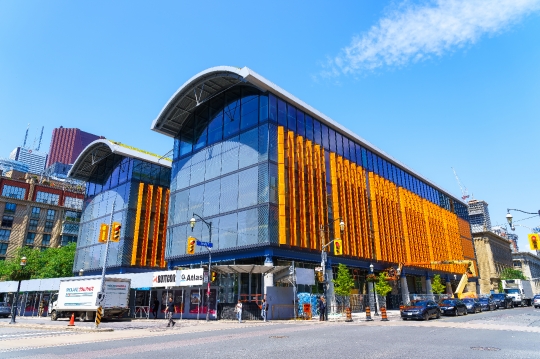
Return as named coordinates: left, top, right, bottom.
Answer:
left=2, top=306, right=540, bottom=358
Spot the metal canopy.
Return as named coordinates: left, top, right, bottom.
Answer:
left=68, top=139, right=171, bottom=184
left=211, top=265, right=289, bottom=276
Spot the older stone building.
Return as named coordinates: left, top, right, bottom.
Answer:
left=473, top=231, right=513, bottom=294
left=0, top=169, right=84, bottom=259
left=512, top=251, right=540, bottom=295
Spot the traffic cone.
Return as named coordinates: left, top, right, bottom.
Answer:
left=381, top=307, right=389, bottom=321
left=68, top=313, right=75, bottom=326
left=365, top=305, right=373, bottom=321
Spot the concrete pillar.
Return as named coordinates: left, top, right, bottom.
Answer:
left=445, top=275, right=453, bottom=297
left=367, top=281, right=376, bottom=312
left=426, top=274, right=434, bottom=300
left=400, top=275, right=410, bottom=305
left=326, top=266, right=335, bottom=314
left=263, top=256, right=274, bottom=296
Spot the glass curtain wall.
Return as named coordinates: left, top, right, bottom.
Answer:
left=74, top=157, right=171, bottom=272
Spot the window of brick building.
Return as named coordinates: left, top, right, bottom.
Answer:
left=1, top=215, right=14, bottom=228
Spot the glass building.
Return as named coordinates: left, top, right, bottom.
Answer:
left=152, top=66, right=475, bottom=279
left=69, top=139, right=171, bottom=274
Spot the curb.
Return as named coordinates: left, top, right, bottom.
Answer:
left=0, top=322, right=114, bottom=332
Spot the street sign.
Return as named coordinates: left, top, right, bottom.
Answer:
left=196, top=240, right=213, bottom=248
left=95, top=292, right=106, bottom=306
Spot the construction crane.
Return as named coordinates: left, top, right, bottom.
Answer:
left=451, top=167, right=470, bottom=202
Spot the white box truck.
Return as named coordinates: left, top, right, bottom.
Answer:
left=502, top=279, right=533, bottom=307
left=49, top=277, right=130, bottom=321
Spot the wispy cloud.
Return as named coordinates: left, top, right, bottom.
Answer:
left=325, top=0, right=540, bottom=76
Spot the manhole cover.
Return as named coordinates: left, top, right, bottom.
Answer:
left=471, top=347, right=500, bottom=351
left=269, top=336, right=288, bottom=339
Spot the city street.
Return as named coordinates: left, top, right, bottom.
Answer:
left=2, top=307, right=540, bottom=358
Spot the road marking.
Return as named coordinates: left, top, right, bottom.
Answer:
left=0, top=331, right=78, bottom=339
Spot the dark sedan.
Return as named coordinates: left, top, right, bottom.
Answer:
left=478, top=297, right=497, bottom=311
left=462, top=298, right=482, bottom=313
left=401, top=300, right=441, bottom=321
left=0, top=302, right=11, bottom=318
left=491, top=294, right=513, bottom=309
left=438, top=299, right=467, bottom=316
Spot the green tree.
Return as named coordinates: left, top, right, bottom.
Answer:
left=500, top=267, right=527, bottom=280
left=431, top=274, right=446, bottom=294
left=375, top=272, right=393, bottom=297
left=332, top=263, right=355, bottom=296
left=0, top=243, right=76, bottom=281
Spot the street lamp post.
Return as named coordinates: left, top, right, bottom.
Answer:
left=369, top=263, right=379, bottom=316
left=320, top=218, right=345, bottom=320
left=190, top=213, right=212, bottom=322
left=9, top=256, right=27, bottom=324
left=79, top=269, right=84, bottom=276
left=506, top=209, right=540, bottom=229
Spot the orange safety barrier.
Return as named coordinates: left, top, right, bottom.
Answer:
left=365, top=306, right=373, bottom=321
left=345, top=307, right=353, bottom=322
left=381, top=307, right=389, bottom=321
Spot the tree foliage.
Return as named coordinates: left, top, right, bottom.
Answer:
left=374, top=272, right=393, bottom=297
left=332, top=263, right=355, bottom=296
left=431, top=274, right=446, bottom=294
left=0, top=243, right=76, bottom=281
left=500, top=267, right=527, bottom=280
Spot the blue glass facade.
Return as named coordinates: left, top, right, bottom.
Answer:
left=74, top=157, right=171, bottom=273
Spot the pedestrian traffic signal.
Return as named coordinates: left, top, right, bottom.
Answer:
left=98, top=223, right=109, bottom=243
left=334, top=239, right=343, bottom=255
left=211, top=271, right=216, bottom=282
left=187, top=236, right=196, bottom=255
left=316, top=271, right=324, bottom=282
left=111, top=222, right=121, bottom=242
left=528, top=233, right=539, bottom=250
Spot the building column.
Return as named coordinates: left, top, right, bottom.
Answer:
left=263, top=256, right=274, bottom=296
left=425, top=273, right=434, bottom=300
left=400, top=275, right=410, bottom=305
left=326, top=266, right=335, bottom=314
left=368, top=281, right=376, bottom=311
left=445, top=275, right=453, bottom=297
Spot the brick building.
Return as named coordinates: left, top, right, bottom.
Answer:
left=47, top=127, right=103, bottom=167
left=473, top=231, right=513, bottom=294
left=0, top=169, right=84, bottom=260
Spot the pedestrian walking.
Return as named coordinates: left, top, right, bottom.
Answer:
left=261, top=299, right=268, bottom=322
left=164, top=297, right=176, bottom=327
left=38, top=299, right=46, bottom=317
left=235, top=300, right=243, bottom=323
left=318, top=296, right=326, bottom=321
left=152, top=298, right=159, bottom=319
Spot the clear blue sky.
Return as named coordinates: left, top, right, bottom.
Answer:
left=1, top=1, right=539, bottom=252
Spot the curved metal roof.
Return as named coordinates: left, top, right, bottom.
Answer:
left=151, top=66, right=464, bottom=205
left=68, top=139, right=171, bottom=183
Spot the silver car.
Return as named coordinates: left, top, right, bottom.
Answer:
left=533, top=295, right=540, bottom=309
left=0, top=302, right=11, bottom=318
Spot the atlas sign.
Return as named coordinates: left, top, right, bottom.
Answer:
left=151, top=268, right=204, bottom=287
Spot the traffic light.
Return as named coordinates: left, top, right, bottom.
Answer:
left=528, top=233, right=539, bottom=250
left=98, top=223, right=109, bottom=243
left=316, top=271, right=324, bottom=282
left=211, top=272, right=216, bottom=282
left=334, top=239, right=343, bottom=255
left=111, top=222, right=122, bottom=242
left=187, top=236, right=196, bottom=255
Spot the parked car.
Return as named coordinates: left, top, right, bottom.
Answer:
left=438, top=299, right=467, bottom=316
left=478, top=297, right=497, bottom=311
left=0, top=302, right=11, bottom=318
left=491, top=294, right=513, bottom=309
left=533, top=294, right=540, bottom=309
left=401, top=300, right=441, bottom=321
left=462, top=298, right=482, bottom=313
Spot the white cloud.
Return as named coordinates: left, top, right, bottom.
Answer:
left=327, top=0, right=540, bottom=75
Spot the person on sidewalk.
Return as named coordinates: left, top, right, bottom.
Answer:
left=164, top=297, right=176, bottom=328
left=235, top=300, right=243, bottom=323
left=261, top=299, right=268, bottom=322
left=152, top=298, right=159, bottom=319
left=318, top=296, right=326, bottom=321
left=38, top=299, right=46, bottom=317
